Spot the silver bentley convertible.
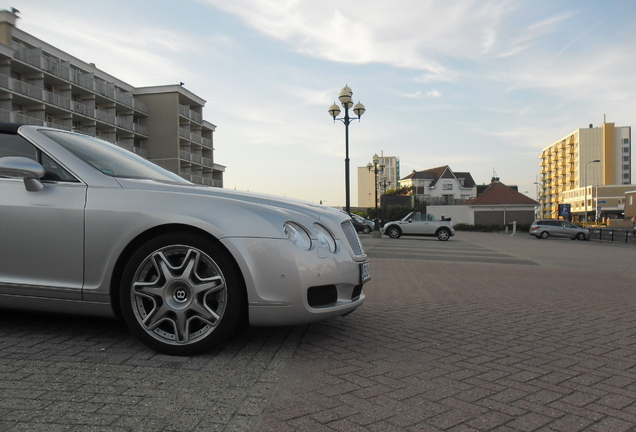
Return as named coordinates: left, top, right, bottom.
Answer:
left=0, top=124, right=369, bottom=355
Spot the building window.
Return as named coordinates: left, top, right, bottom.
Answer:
left=442, top=184, right=453, bottom=190
left=624, top=138, right=630, bottom=144
left=624, top=156, right=630, bottom=161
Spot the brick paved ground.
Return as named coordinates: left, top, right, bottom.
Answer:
left=1, top=232, right=636, bottom=431
left=256, top=233, right=636, bottom=431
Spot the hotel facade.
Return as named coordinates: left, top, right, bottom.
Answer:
left=539, top=121, right=632, bottom=221
left=0, top=9, right=224, bottom=187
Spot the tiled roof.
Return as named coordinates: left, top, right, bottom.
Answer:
left=401, top=166, right=476, bottom=188
left=463, top=181, right=538, bottom=205
left=454, top=172, right=476, bottom=188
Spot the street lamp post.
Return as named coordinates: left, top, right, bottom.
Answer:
left=328, top=85, right=366, bottom=215
left=367, top=153, right=384, bottom=238
left=584, top=159, right=600, bottom=226
left=533, top=181, right=542, bottom=219
left=381, top=175, right=391, bottom=194
left=381, top=175, right=391, bottom=224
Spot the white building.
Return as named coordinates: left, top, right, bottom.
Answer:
left=400, top=165, right=476, bottom=205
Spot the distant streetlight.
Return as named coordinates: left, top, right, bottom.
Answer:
left=584, top=159, right=601, bottom=225
left=533, top=181, right=542, bottom=219
left=381, top=175, right=392, bottom=194
left=367, top=153, right=384, bottom=237
left=328, top=85, right=366, bottom=215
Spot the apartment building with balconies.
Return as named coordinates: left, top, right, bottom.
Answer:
left=539, top=120, right=631, bottom=221
left=0, top=9, right=224, bottom=187
left=357, top=153, right=400, bottom=208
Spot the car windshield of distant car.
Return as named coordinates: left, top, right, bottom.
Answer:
left=40, top=130, right=190, bottom=184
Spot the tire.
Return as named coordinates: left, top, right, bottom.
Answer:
left=362, top=226, right=371, bottom=234
left=119, top=232, right=246, bottom=355
left=576, top=232, right=585, bottom=241
left=436, top=229, right=451, bottom=241
left=540, top=231, right=549, bottom=239
left=386, top=226, right=401, bottom=239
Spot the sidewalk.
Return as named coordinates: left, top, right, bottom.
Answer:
left=1, top=232, right=636, bottom=431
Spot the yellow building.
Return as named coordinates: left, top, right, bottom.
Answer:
left=357, top=153, right=399, bottom=208
left=539, top=121, right=632, bottom=221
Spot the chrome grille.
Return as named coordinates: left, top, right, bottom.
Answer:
left=341, top=220, right=365, bottom=256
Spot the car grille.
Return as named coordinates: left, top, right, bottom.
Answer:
left=341, top=220, right=365, bottom=256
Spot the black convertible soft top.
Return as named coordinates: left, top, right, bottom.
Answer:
left=0, top=123, right=23, bottom=134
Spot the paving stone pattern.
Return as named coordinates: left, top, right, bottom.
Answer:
left=1, top=232, right=636, bottom=431
left=256, top=234, right=636, bottom=431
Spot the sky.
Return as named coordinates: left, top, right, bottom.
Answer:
left=6, top=0, right=636, bottom=207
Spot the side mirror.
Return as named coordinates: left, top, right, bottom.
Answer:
left=0, top=156, right=45, bottom=191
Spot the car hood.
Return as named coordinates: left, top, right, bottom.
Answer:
left=113, top=177, right=342, bottom=222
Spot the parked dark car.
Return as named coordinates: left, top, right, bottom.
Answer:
left=350, top=214, right=373, bottom=234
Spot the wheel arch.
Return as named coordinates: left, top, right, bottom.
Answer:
left=385, top=224, right=402, bottom=237
left=109, top=224, right=247, bottom=318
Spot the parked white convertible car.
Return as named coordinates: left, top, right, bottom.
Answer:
left=0, top=124, right=369, bottom=355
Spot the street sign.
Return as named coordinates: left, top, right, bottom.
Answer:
left=598, top=200, right=606, bottom=204
left=559, top=204, right=571, bottom=218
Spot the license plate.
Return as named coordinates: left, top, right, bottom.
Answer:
left=360, top=261, right=371, bottom=283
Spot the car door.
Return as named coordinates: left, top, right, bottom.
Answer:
left=562, top=222, right=578, bottom=238
left=402, top=213, right=431, bottom=235
left=0, top=134, right=86, bottom=299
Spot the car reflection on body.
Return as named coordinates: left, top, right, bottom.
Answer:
left=0, top=123, right=369, bottom=355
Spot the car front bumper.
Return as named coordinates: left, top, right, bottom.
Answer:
left=221, top=237, right=367, bottom=326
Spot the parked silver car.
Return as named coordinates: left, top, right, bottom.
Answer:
left=529, top=219, right=590, bottom=240
left=382, top=212, right=455, bottom=241
left=0, top=124, right=369, bottom=355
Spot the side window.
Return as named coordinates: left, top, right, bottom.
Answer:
left=0, top=133, right=37, bottom=159
left=0, top=132, right=78, bottom=182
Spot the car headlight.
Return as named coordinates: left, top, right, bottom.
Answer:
left=283, top=222, right=311, bottom=250
left=313, top=223, right=337, bottom=253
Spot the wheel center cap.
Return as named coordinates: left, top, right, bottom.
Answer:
left=173, top=287, right=189, bottom=303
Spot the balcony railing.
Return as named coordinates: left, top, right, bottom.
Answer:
left=179, top=104, right=202, bottom=123
left=179, top=150, right=213, bottom=167
left=179, top=128, right=212, bottom=149
left=0, top=74, right=149, bottom=135
left=13, top=47, right=149, bottom=114
left=180, top=173, right=222, bottom=187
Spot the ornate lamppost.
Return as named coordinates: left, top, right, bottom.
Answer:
left=381, top=175, right=391, bottom=194
left=367, top=153, right=384, bottom=237
left=328, top=85, right=366, bottom=215
left=584, top=159, right=600, bottom=225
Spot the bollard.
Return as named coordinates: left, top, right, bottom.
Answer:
left=511, top=221, right=517, bottom=236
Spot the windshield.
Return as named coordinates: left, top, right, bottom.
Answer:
left=40, top=130, right=190, bottom=184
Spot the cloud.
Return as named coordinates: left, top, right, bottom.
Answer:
left=18, top=6, right=198, bottom=86
left=199, top=0, right=523, bottom=72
